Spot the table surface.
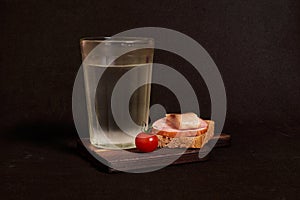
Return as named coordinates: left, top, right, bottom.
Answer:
left=1, top=124, right=299, bottom=200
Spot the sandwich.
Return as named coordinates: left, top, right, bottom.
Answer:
left=152, top=112, right=214, bottom=148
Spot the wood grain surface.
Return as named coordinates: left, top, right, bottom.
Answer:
left=77, top=133, right=231, bottom=172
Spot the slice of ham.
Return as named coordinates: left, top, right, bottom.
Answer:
left=152, top=117, right=208, bottom=138
left=166, top=112, right=205, bottom=130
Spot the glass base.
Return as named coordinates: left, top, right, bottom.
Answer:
left=91, top=142, right=136, bottom=150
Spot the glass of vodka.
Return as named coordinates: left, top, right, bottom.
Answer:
left=80, top=37, right=154, bottom=149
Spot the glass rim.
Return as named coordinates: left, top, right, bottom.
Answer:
left=80, top=36, right=154, bottom=44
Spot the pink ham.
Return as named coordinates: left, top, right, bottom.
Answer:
left=165, top=112, right=206, bottom=130
left=152, top=114, right=208, bottom=138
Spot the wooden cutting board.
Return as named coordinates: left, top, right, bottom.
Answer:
left=77, top=133, right=231, bottom=173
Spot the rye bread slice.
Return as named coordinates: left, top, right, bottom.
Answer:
left=156, top=120, right=214, bottom=148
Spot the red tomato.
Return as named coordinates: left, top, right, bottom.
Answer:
left=135, top=132, right=158, bottom=152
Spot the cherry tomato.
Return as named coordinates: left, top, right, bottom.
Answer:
left=135, top=132, right=158, bottom=152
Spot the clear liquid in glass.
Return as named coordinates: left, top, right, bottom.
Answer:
left=85, top=63, right=152, bottom=149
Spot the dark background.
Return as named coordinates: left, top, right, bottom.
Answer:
left=1, top=0, right=299, bottom=199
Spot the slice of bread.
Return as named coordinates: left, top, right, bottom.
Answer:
left=156, top=120, right=214, bottom=148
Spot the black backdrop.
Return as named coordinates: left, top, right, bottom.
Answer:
left=1, top=0, right=300, bottom=199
